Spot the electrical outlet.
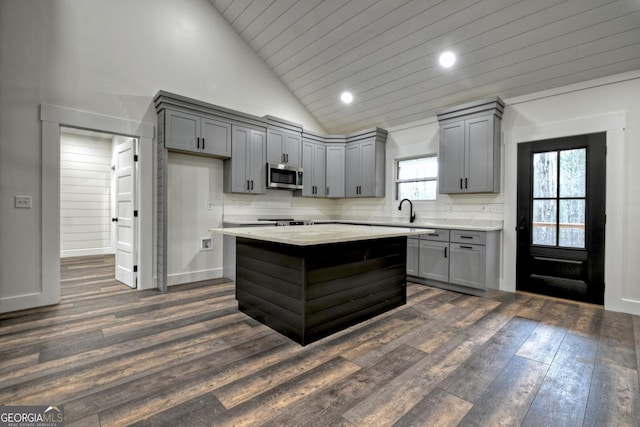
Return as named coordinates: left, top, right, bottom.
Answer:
left=208, top=202, right=214, bottom=210
left=200, top=237, right=214, bottom=251
left=15, top=195, right=32, bottom=209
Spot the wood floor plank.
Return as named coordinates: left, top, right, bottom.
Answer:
left=1, top=256, right=638, bottom=426
left=203, top=357, right=361, bottom=427
left=596, top=310, right=638, bottom=369
left=128, top=390, right=226, bottom=427
left=457, top=355, right=549, bottom=426
left=392, top=387, right=472, bottom=427
left=635, top=315, right=640, bottom=387
left=515, top=322, right=567, bottom=364
left=583, top=358, right=640, bottom=427
left=0, top=317, right=253, bottom=401
left=62, top=334, right=292, bottom=424
left=522, top=332, right=598, bottom=427
left=437, top=316, right=538, bottom=403
left=262, top=344, right=428, bottom=427
left=569, top=305, right=604, bottom=339
left=342, top=321, right=498, bottom=425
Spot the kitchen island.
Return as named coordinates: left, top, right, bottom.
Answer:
left=212, top=224, right=432, bottom=345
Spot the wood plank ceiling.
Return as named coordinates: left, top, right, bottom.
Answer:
left=210, top=0, right=640, bottom=134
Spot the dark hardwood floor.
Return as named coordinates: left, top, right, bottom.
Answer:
left=0, top=255, right=639, bottom=426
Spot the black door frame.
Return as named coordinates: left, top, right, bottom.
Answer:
left=516, top=132, right=606, bottom=304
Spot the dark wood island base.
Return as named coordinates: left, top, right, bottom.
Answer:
left=235, top=236, right=407, bottom=345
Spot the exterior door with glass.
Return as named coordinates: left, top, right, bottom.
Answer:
left=516, top=133, right=606, bottom=304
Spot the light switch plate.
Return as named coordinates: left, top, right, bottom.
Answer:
left=15, top=195, right=32, bottom=209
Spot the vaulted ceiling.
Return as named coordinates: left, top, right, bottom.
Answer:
left=210, top=0, right=640, bottom=134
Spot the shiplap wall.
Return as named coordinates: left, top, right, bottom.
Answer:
left=60, top=132, right=114, bottom=257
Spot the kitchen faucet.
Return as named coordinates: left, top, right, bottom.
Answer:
left=398, top=198, right=416, bottom=223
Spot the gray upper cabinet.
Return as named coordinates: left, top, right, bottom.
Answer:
left=325, top=144, right=345, bottom=198
left=437, top=97, right=504, bottom=194
left=301, top=140, right=326, bottom=197
left=267, top=129, right=302, bottom=167
left=345, top=138, right=385, bottom=197
left=165, top=109, right=231, bottom=158
left=224, top=125, right=266, bottom=194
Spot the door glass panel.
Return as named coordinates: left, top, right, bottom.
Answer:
left=560, top=149, right=586, bottom=197
left=533, top=152, right=557, bottom=198
left=532, top=199, right=557, bottom=245
left=559, top=199, right=585, bottom=248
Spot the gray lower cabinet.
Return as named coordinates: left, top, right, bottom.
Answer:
left=419, top=240, right=449, bottom=282
left=345, top=139, right=385, bottom=197
left=325, top=144, right=345, bottom=198
left=165, top=109, right=231, bottom=158
left=407, top=237, right=419, bottom=276
left=267, top=129, right=302, bottom=167
left=224, top=125, right=266, bottom=194
left=409, top=228, right=499, bottom=291
left=449, top=243, right=486, bottom=289
left=301, top=140, right=326, bottom=197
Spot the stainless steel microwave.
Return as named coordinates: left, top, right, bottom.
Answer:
left=267, top=163, right=303, bottom=190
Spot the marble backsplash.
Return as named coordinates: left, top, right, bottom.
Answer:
left=223, top=190, right=504, bottom=228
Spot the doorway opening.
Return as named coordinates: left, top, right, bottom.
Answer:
left=60, top=127, right=138, bottom=289
left=516, top=132, right=606, bottom=305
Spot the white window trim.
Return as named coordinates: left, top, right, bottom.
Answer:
left=395, top=155, right=438, bottom=201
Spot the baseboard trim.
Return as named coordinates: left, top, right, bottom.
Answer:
left=167, top=268, right=224, bottom=286
left=61, top=248, right=115, bottom=258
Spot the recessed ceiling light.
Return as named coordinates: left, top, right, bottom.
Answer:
left=439, top=51, right=456, bottom=68
left=340, top=91, right=354, bottom=104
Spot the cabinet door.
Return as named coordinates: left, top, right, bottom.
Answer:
left=326, top=144, right=345, bottom=198
left=165, top=110, right=199, bottom=152
left=465, top=116, right=495, bottom=193
left=359, top=140, right=376, bottom=196
left=345, top=143, right=361, bottom=197
left=438, top=121, right=465, bottom=194
left=449, top=243, right=486, bottom=289
left=201, top=117, right=231, bottom=158
left=301, top=141, right=315, bottom=197
left=313, top=143, right=326, bottom=197
left=230, top=126, right=250, bottom=193
left=266, top=129, right=285, bottom=164
left=248, top=129, right=266, bottom=193
left=284, top=132, right=302, bottom=167
left=407, top=238, right=419, bottom=276
left=419, top=240, right=449, bottom=282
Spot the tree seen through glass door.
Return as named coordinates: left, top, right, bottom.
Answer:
left=532, top=148, right=586, bottom=248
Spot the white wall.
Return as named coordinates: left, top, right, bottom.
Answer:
left=60, top=132, right=113, bottom=257
left=335, top=119, right=505, bottom=223
left=0, top=0, right=324, bottom=312
left=502, top=72, right=640, bottom=315
left=339, top=71, right=640, bottom=315
left=167, top=153, right=223, bottom=285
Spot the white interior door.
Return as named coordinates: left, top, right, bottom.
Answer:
left=115, top=138, right=137, bottom=288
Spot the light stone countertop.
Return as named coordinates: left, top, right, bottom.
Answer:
left=211, top=223, right=434, bottom=246
left=313, top=219, right=503, bottom=231
left=222, top=219, right=503, bottom=231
